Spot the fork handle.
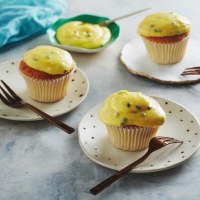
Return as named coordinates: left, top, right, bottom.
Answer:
left=24, top=103, right=75, bottom=134
left=90, top=151, right=151, bottom=195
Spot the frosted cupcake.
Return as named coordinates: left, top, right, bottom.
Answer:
left=19, top=45, right=75, bottom=102
left=137, top=12, right=190, bottom=64
left=99, top=90, right=166, bottom=151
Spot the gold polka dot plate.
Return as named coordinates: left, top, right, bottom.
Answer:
left=0, top=60, right=89, bottom=121
left=78, top=96, right=200, bottom=173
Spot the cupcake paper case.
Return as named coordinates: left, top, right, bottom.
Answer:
left=99, top=90, right=166, bottom=151
left=137, top=12, right=191, bottom=65
left=19, top=45, right=76, bottom=103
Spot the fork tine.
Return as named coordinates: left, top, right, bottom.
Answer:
left=181, top=71, right=200, bottom=75
left=0, top=92, right=12, bottom=105
left=0, top=85, right=15, bottom=102
left=1, top=80, right=22, bottom=101
left=156, top=136, right=174, bottom=140
left=181, top=67, right=200, bottom=75
left=184, top=66, right=200, bottom=70
left=183, top=70, right=200, bottom=73
left=167, top=139, right=183, bottom=144
left=156, top=136, right=183, bottom=144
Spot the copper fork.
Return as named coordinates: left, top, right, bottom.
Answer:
left=90, top=136, right=183, bottom=195
left=181, top=66, right=200, bottom=76
left=0, top=80, right=75, bottom=134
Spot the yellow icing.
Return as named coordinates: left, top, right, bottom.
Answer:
left=56, top=21, right=111, bottom=49
left=23, top=45, right=75, bottom=75
left=137, top=12, right=190, bottom=37
left=99, top=90, right=166, bottom=128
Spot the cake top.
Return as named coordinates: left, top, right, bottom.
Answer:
left=56, top=21, right=111, bottom=49
left=99, top=90, right=166, bottom=127
left=23, top=45, right=75, bottom=75
left=137, top=12, right=190, bottom=37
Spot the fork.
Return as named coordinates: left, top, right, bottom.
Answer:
left=90, top=136, right=183, bottom=195
left=0, top=80, right=75, bottom=134
left=181, top=66, right=200, bottom=75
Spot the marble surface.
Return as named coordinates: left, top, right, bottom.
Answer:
left=0, top=0, right=200, bottom=199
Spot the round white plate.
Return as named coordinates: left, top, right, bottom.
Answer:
left=78, top=96, right=200, bottom=173
left=0, top=60, right=89, bottom=121
left=120, top=37, right=200, bottom=84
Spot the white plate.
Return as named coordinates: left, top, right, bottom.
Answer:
left=120, top=37, right=200, bottom=84
left=0, top=60, right=89, bottom=121
left=78, top=96, right=200, bottom=173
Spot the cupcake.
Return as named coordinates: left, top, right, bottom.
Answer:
left=99, top=90, right=166, bottom=151
left=19, top=45, right=75, bottom=102
left=137, top=12, right=190, bottom=64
